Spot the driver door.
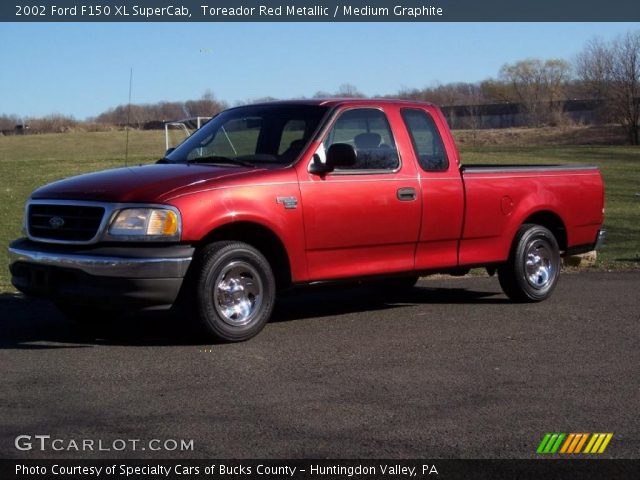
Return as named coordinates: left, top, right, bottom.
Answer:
left=298, top=107, right=421, bottom=280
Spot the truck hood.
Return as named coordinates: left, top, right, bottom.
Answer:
left=31, top=163, right=262, bottom=203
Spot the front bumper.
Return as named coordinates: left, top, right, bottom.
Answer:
left=8, top=238, right=194, bottom=310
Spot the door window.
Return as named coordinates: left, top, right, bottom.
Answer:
left=323, top=108, right=399, bottom=171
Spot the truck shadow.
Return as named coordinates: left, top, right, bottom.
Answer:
left=0, top=282, right=505, bottom=349
left=272, top=282, right=506, bottom=323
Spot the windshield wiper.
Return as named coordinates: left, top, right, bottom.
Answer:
left=186, top=156, right=256, bottom=168
left=235, top=154, right=282, bottom=164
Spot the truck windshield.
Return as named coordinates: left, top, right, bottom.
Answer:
left=163, top=105, right=329, bottom=167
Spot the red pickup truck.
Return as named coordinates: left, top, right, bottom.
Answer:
left=9, top=99, right=605, bottom=341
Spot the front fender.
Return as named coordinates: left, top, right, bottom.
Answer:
left=169, top=183, right=308, bottom=282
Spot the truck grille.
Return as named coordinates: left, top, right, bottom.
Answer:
left=28, top=203, right=105, bottom=242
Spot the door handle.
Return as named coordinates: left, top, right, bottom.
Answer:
left=397, top=187, right=417, bottom=201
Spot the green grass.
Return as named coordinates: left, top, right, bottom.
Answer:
left=0, top=131, right=638, bottom=292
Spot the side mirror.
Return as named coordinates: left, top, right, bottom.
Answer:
left=327, top=143, right=357, bottom=169
left=308, top=143, right=357, bottom=175
left=165, top=147, right=176, bottom=156
left=308, top=154, right=333, bottom=175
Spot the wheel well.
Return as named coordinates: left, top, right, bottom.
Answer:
left=199, top=222, right=292, bottom=290
left=523, top=211, right=567, bottom=252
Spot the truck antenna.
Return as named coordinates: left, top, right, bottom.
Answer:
left=125, top=68, right=133, bottom=166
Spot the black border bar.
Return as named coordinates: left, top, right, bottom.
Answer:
left=3, top=459, right=640, bottom=479
left=3, top=0, right=640, bottom=22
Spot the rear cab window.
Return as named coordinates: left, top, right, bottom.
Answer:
left=401, top=108, right=449, bottom=172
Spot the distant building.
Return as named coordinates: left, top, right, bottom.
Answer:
left=441, top=99, right=609, bottom=129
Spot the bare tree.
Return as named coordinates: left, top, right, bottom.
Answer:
left=93, top=90, right=227, bottom=126
left=26, top=114, right=77, bottom=133
left=462, top=84, right=484, bottom=140
left=612, top=32, right=640, bottom=144
left=480, top=79, right=512, bottom=103
left=235, top=96, right=279, bottom=106
left=312, top=90, right=332, bottom=98
left=500, top=58, right=571, bottom=126
left=311, top=84, right=366, bottom=99
left=0, top=114, right=20, bottom=131
left=576, top=31, right=640, bottom=144
left=335, top=83, right=365, bottom=98
left=576, top=38, right=613, bottom=100
left=395, top=86, right=423, bottom=101
left=183, top=89, right=227, bottom=118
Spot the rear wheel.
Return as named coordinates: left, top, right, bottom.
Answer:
left=193, top=241, right=275, bottom=342
left=498, top=224, right=560, bottom=302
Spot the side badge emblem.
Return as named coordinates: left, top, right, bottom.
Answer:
left=276, top=196, right=298, bottom=209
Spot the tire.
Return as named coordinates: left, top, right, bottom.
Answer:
left=192, top=241, right=275, bottom=342
left=498, top=224, right=561, bottom=302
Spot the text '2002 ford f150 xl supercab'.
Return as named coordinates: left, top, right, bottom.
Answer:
left=9, top=99, right=605, bottom=342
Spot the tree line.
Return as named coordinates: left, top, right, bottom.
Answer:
left=2, top=31, right=638, bottom=143
left=393, top=30, right=639, bottom=143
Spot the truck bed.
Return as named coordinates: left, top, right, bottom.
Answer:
left=458, top=163, right=604, bottom=265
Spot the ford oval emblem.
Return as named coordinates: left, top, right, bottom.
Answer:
left=49, top=216, right=65, bottom=229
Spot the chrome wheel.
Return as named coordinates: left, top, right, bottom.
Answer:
left=524, top=239, right=555, bottom=289
left=499, top=224, right=560, bottom=303
left=213, top=260, right=263, bottom=327
left=195, top=241, right=275, bottom=342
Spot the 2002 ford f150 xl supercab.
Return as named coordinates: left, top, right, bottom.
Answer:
left=9, top=99, right=605, bottom=341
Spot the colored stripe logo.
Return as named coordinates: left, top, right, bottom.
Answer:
left=537, top=433, right=613, bottom=454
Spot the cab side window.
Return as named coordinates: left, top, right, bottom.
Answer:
left=401, top=109, right=448, bottom=172
left=324, top=108, right=399, bottom=171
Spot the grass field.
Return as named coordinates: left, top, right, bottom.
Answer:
left=0, top=129, right=638, bottom=292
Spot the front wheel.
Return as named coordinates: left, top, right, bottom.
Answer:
left=193, top=241, right=275, bottom=342
left=498, top=224, right=561, bottom=302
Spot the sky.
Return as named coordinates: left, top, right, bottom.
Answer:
left=1, top=22, right=638, bottom=119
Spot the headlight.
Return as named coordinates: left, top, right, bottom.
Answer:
left=108, top=208, right=180, bottom=240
